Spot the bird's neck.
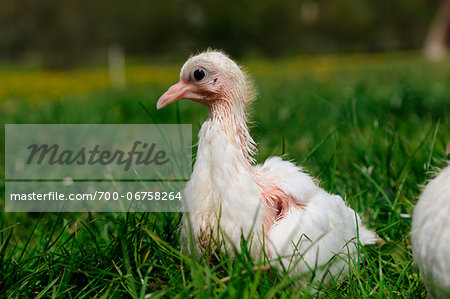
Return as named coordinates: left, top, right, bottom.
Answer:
left=207, top=99, right=256, bottom=163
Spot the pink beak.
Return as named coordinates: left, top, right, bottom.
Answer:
left=157, top=80, right=198, bottom=110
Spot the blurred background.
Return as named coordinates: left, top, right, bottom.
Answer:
left=0, top=0, right=449, bottom=67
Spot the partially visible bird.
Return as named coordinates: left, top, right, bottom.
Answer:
left=157, top=50, right=378, bottom=280
left=412, top=165, right=450, bottom=298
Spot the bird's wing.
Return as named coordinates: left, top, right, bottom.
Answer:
left=268, top=190, right=378, bottom=279
left=253, top=156, right=319, bottom=206
left=254, top=156, right=378, bottom=246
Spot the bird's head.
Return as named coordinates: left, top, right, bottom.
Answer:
left=157, top=50, right=254, bottom=112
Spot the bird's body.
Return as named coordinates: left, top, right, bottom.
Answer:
left=157, top=50, right=377, bottom=280
left=412, top=165, right=450, bottom=297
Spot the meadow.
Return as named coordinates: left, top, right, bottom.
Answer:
left=0, top=52, right=449, bottom=298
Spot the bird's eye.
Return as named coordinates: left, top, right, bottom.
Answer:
left=193, top=69, right=205, bottom=81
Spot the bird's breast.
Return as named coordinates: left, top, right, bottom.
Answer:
left=183, top=122, right=264, bottom=253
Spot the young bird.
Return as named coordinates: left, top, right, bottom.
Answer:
left=412, top=165, right=450, bottom=298
left=157, top=50, right=377, bottom=280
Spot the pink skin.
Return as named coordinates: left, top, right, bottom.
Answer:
left=256, top=177, right=302, bottom=258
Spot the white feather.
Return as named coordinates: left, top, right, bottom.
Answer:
left=411, top=164, right=450, bottom=297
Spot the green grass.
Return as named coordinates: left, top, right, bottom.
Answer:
left=1, top=53, right=449, bottom=298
